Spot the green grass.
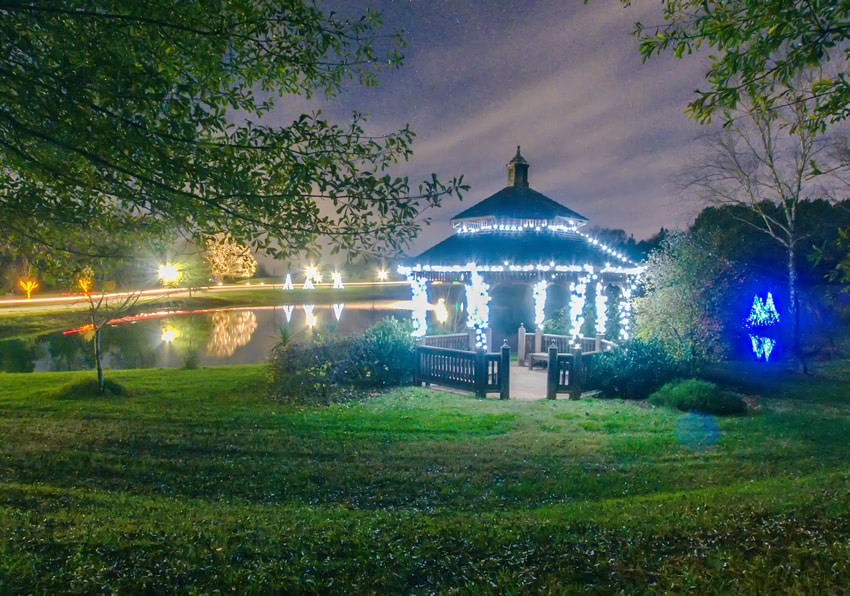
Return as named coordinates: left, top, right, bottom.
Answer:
left=2, top=363, right=850, bottom=592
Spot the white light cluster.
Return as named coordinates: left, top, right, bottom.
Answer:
left=619, top=282, right=633, bottom=340
left=408, top=276, right=429, bottom=338
left=466, top=270, right=491, bottom=350
left=569, top=279, right=586, bottom=337
left=332, top=272, right=344, bottom=289
left=532, top=280, right=547, bottom=327
left=595, top=282, right=608, bottom=335
left=333, top=303, right=344, bottom=321
left=456, top=222, right=580, bottom=234
left=283, top=274, right=294, bottom=290
left=398, top=263, right=643, bottom=276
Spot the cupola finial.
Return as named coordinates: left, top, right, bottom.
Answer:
left=507, top=146, right=529, bottom=188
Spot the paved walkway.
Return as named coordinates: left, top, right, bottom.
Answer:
left=509, top=361, right=549, bottom=400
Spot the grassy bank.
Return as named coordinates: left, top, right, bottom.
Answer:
left=1, top=364, right=850, bottom=592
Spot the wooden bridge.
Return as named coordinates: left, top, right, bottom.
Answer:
left=414, top=328, right=616, bottom=400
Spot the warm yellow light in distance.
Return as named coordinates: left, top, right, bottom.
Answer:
left=158, top=263, right=180, bottom=285
left=377, top=269, right=388, bottom=281
left=18, top=279, right=39, bottom=299
left=161, top=326, right=178, bottom=342
left=435, top=298, right=449, bottom=323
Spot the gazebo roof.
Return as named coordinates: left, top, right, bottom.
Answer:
left=452, top=185, right=588, bottom=224
left=402, top=147, right=637, bottom=274
left=452, top=146, right=588, bottom=228
left=408, top=229, right=632, bottom=269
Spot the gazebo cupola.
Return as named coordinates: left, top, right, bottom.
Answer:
left=399, top=147, right=643, bottom=349
left=452, top=146, right=588, bottom=235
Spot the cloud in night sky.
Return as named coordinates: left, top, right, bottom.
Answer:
left=308, top=1, right=713, bottom=253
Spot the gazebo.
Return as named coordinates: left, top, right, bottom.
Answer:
left=398, top=147, right=643, bottom=349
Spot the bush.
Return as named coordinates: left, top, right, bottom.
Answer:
left=585, top=339, right=679, bottom=400
left=267, top=317, right=415, bottom=405
left=649, top=378, right=748, bottom=415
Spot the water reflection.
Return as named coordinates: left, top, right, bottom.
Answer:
left=5, top=302, right=409, bottom=372
left=206, top=310, right=258, bottom=357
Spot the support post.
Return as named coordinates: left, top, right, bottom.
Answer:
left=595, top=333, right=603, bottom=353
left=546, top=343, right=558, bottom=400
left=569, top=347, right=583, bottom=400
left=468, top=328, right=476, bottom=351
left=535, top=327, right=543, bottom=353
left=500, top=340, right=511, bottom=400
left=518, top=323, right=526, bottom=365
left=474, top=348, right=487, bottom=398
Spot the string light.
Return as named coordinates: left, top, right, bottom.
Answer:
left=408, top=276, right=429, bottom=337
left=532, top=280, right=547, bottom=327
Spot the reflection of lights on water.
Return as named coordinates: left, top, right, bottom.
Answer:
left=206, top=311, right=258, bottom=357
left=161, top=326, right=178, bottom=342
left=333, top=303, right=344, bottom=320
left=283, top=304, right=294, bottom=323
left=750, top=334, right=776, bottom=362
left=435, top=298, right=448, bottom=323
left=303, top=304, right=317, bottom=327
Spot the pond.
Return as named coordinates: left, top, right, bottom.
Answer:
left=0, top=302, right=413, bottom=373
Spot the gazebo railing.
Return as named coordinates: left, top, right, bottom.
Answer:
left=418, top=332, right=470, bottom=351
left=517, top=325, right=615, bottom=366
left=414, top=344, right=510, bottom=399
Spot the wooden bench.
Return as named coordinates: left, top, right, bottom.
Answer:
left=528, top=352, right=548, bottom=369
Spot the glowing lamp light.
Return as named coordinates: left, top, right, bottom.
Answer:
left=161, top=326, right=178, bottom=342
left=332, top=272, right=344, bottom=289
left=158, top=263, right=180, bottom=285
left=377, top=269, right=389, bottom=281
left=283, top=274, right=294, bottom=290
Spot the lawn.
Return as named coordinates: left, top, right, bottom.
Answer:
left=1, top=363, right=849, bottom=593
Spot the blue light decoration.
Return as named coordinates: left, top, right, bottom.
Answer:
left=466, top=269, right=491, bottom=350
left=750, top=335, right=777, bottom=362
left=746, top=292, right=780, bottom=328
left=745, top=292, right=780, bottom=362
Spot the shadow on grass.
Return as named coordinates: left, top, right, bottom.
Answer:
left=51, top=378, right=130, bottom=399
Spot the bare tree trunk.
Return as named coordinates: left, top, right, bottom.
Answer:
left=787, top=242, right=807, bottom=374
left=94, top=326, right=105, bottom=391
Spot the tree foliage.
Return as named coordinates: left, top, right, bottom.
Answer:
left=1, top=1, right=465, bottom=260
left=627, top=0, right=850, bottom=129
left=634, top=232, right=739, bottom=365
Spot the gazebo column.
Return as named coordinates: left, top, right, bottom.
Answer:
left=619, top=278, right=635, bottom=341
left=569, top=277, right=587, bottom=339
left=408, top=276, right=429, bottom=338
left=465, top=270, right=491, bottom=350
left=532, top=279, right=548, bottom=329
left=595, top=280, right=608, bottom=336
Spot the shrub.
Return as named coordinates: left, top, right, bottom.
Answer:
left=358, top=317, right=416, bottom=387
left=267, top=317, right=416, bottom=405
left=649, top=378, right=748, bottom=415
left=585, top=339, right=679, bottom=400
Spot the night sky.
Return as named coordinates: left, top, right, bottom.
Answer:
left=306, top=1, right=712, bottom=253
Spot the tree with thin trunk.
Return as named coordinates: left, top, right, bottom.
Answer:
left=681, top=98, right=844, bottom=371
left=83, top=289, right=142, bottom=393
